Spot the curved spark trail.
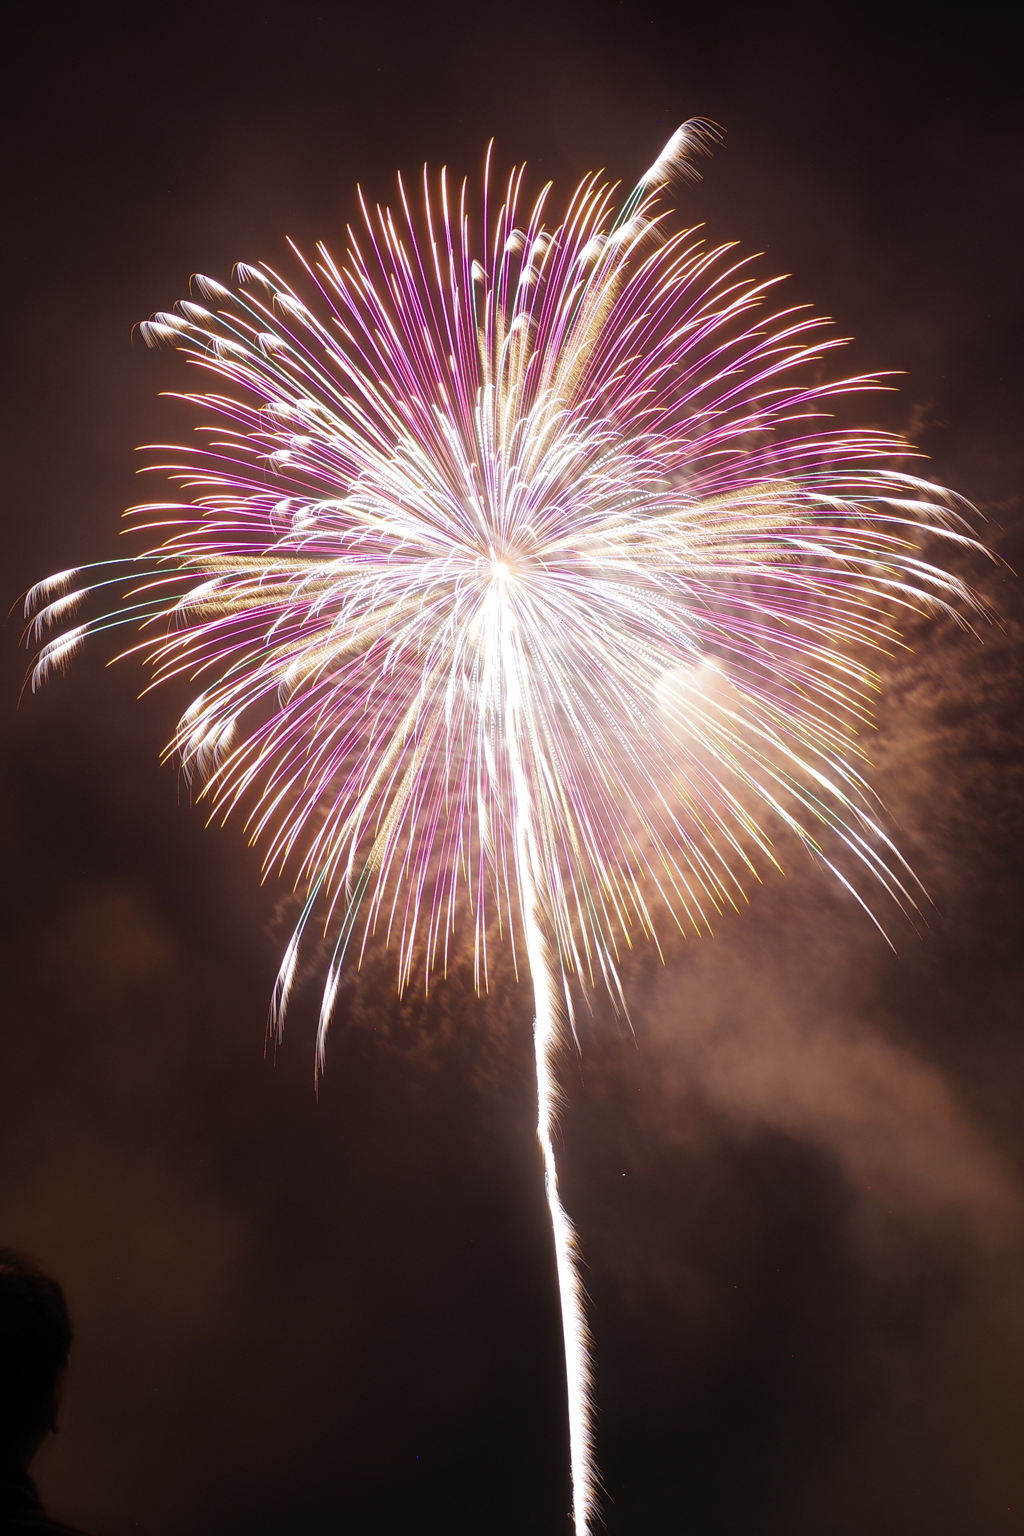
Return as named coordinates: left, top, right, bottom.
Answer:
left=27, top=124, right=979, bottom=1532
left=502, top=570, right=597, bottom=1524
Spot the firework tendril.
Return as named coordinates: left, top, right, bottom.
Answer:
left=27, top=123, right=979, bottom=1532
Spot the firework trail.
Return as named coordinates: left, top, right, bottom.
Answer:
left=27, top=123, right=978, bottom=1532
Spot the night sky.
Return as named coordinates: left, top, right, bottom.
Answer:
left=2, top=4, right=1023, bottom=1533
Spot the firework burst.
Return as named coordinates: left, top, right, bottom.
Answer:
left=27, top=123, right=978, bottom=1532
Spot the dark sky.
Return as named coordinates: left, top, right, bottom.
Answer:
left=2, top=4, right=1023, bottom=1533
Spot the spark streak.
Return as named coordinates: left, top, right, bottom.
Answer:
left=27, top=123, right=979, bottom=1532
left=503, top=571, right=597, bottom=1529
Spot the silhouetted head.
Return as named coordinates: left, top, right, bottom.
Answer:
left=0, top=1249, right=72, bottom=1469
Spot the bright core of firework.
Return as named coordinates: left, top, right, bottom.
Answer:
left=27, top=122, right=978, bottom=1534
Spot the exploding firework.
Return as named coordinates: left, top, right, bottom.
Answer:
left=27, top=123, right=978, bottom=1532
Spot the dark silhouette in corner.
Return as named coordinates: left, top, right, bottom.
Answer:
left=0, top=1249, right=91, bottom=1535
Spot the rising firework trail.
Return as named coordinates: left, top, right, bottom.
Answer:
left=27, top=123, right=978, bottom=1532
